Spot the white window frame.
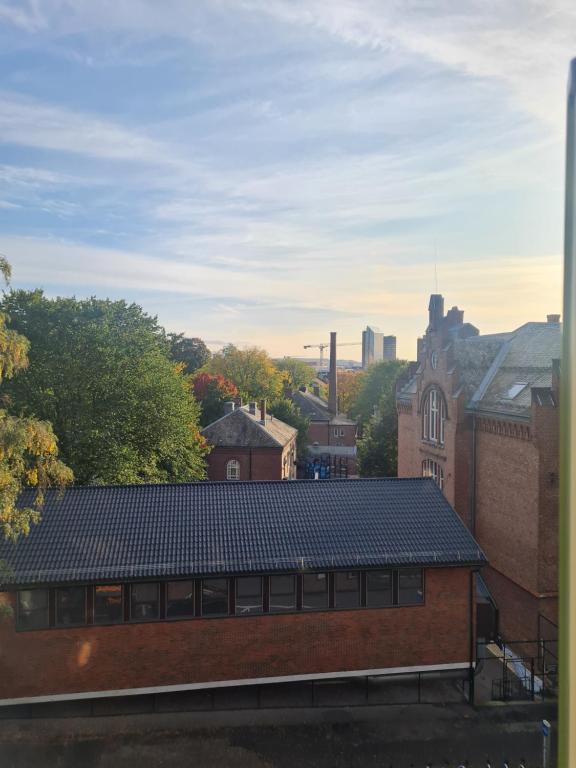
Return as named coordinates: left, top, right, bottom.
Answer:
left=422, top=459, right=444, bottom=490
left=226, top=459, right=240, bottom=480
left=422, top=388, right=446, bottom=446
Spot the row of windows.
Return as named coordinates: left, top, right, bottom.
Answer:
left=16, top=569, right=424, bottom=631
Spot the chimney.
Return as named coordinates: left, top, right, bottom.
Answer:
left=234, top=396, right=243, bottom=409
left=428, top=294, right=444, bottom=331
left=248, top=401, right=257, bottom=415
left=259, top=399, right=267, bottom=424
left=313, top=384, right=320, bottom=397
left=224, top=401, right=235, bottom=415
left=445, top=306, right=464, bottom=328
left=328, top=331, right=337, bottom=415
left=547, top=314, right=561, bottom=324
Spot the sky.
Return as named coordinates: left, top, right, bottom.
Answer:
left=0, top=1, right=572, bottom=359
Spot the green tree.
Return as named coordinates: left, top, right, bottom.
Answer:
left=276, top=357, right=315, bottom=391
left=168, top=334, right=211, bottom=375
left=0, top=264, right=72, bottom=542
left=354, top=360, right=408, bottom=478
left=1, top=291, right=209, bottom=485
left=349, top=360, right=408, bottom=426
left=269, top=398, right=310, bottom=455
left=206, top=345, right=283, bottom=402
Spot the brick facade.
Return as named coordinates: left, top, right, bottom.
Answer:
left=0, top=567, right=473, bottom=701
left=206, top=440, right=296, bottom=481
left=397, top=296, right=559, bottom=644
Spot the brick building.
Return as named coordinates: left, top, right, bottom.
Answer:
left=202, top=401, right=297, bottom=481
left=291, top=387, right=357, bottom=476
left=396, top=294, right=560, bottom=644
left=0, top=479, right=485, bottom=705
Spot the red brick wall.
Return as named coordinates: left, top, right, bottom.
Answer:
left=206, top=446, right=286, bottom=481
left=307, top=423, right=356, bottom=448
left=0, top=567, right=473, bottom=700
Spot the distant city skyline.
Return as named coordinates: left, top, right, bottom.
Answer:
left=0, top=1, right=567, bottom=359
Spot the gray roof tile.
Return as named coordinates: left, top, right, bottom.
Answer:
left=0, top=479, right=485, bottom=586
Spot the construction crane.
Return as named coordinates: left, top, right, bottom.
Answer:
left=303, top=341, right=361, bottom=371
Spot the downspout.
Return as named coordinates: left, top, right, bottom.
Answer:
left=470, top=412, right=477, bottom=535
left=469, top=568, right=478, bottom=705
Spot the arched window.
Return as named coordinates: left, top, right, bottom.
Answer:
left=226, top=459, right=240, bottom=480
left=422, top=387, right=446, bottom=445
left=422, top=459, right=444, bottom=490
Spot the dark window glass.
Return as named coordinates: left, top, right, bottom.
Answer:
left=235, top=576, right=262, bottom=615
left=398, top=569, right=424, bottom=605
left=167, top=581, right=195, bottom=619
left=269, top=574, right=296, bottom=613
left=17, top=589, right=49, bottom=630
left=335, top=571, right=360, bottom=608
left=130, top=583, right=159, bottom=620
left=366, top=570, right=393, bottom=607
left=202, top=578, right=229, bottom=616
left=302, top=572, right=328, bottom=611
left=94, top=585, right=123, bottom=624
left=55, top=586, right=86, bottom=626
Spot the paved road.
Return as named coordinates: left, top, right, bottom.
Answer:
left=0, top=701, right=556, bottom=767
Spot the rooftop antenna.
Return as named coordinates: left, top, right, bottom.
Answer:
left=434, top=240, right=439, bottom=293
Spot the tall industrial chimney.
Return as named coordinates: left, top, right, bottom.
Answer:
left=328, top=331, right=337, bottom=415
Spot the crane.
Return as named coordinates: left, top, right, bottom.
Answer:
left=303, top=341, right=361, bottom=371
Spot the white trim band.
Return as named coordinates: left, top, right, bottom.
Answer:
left=0, top=662, right=472, bottom=707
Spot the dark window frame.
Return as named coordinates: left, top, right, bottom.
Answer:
left=201, top=577, right=230, bottom=617
left=166, top=579, right=195, bottom=620
left=54, top=585, right=87, bottom=628
left=129, top=582, right=161, bottom=622
left=93, top=583, right=124, bottom=626
left=16, top=588, right=50, bottom=631
left=235, top=575, right=264, bottom=616
left=301, top=571, right=330, bottom=612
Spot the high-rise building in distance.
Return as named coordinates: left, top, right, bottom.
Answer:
left=362, top=326, right=397, bottom=367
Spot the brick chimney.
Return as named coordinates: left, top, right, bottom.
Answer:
left=547, top=314, right=561, bottom=324
left=248, top=401, right=257, bottom=415
left=445, top=306, right=464, bottom=328
left=428, top=294, right=444, bottom=331
left=259, top=399, right=267, bottom=424
left=328, top=331, right=337, bottom=415
left=224, top=402, right=235, bottom=415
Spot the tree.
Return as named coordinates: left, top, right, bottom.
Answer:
left=268, top=398, right=310, bottom=455
left=349, top=360, right=408, bottom=427
left=168, top=334, right=210, bottom=375
left=0, top=291, right=209, bottom=485
left=191, top=372, right=238, bottom=427
left=206, top=345, right=283, bottom=402
left=276, top=357, right=315, bottom=391
left=336, top=370, right=365, bottom=416
left=0, top=263, right=72, bottom=542
left=353, top=360, right=408, bottom=478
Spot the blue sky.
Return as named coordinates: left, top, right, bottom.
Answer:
left=0, top=0, right=571, bottom=358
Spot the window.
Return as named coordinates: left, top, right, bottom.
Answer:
left=235, top=576, right=263, bottom=615
left=398, top=569, right=424, bottom=605
left=504, top=381, right=527, bottom=399
left=366, top=570, right=393, bottom=607
left=334, top=571, right=360, bottom=608
left=166, top=580, right=194, bottom=619
left=17, top=589, right=49, bottom=630
left=422, top=458, right=444, bottom=490
left=94, top=584, right=123, bottom=624
left=339, top=428, right=345, bottom=437
left=202, top=578, right=229, bottom=616
left=333, top=427, right=339, bottom=437
left=422, top=388, right=446, bottom=445
left=130, top=583, right=159, bottom=620
left=269, top=574, right=296, bottom=612
left=226, top=459, right=240, bottom=480
left=302, top=572, right=328, bottom=610
left=55, top=586, right=86, bottom=626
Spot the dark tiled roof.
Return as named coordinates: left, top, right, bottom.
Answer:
left=202, top=405, right=296, bottom=448
left=0, top=479, right=485, bottom=587
left=291, top=390, right=356, bottom=425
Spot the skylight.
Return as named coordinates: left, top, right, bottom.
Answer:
left=504, top=382, right=527, bottom=399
